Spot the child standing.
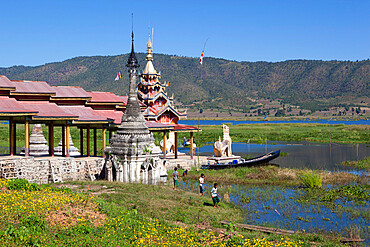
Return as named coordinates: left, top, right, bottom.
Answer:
left=172, top=167, right=179, bottom=190
left=211, top=183, right=220, bottom=208
left=199, top=174, right=205, bottom=196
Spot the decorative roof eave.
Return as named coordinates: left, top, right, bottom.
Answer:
left=0, top=87, right=16, bottom=91
left=138, top=80, right=168, bottom=87
left=51, top=97, right=91, bottom=101
left=143, top=103, right=185, bottom=119
left=139, top=91, right=170, bottom=102
left=31, top=116, right=78, bottom=121
left=10, top=92, right=56, bottom=96
left=85, top=102, right=125, bottom=106
left=72, top=120, right=112, bottom=124
left=157, top=105, right=186, bottom=118
left=0, top=112, right=38, bottom=116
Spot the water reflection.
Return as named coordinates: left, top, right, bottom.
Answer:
left=179, top=141, right=370, bottom=171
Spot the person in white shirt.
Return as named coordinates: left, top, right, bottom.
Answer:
left=211, top=183, right=220, bottom=208
left=199, top=174, right=205, bottom=196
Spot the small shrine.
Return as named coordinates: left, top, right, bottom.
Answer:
left=54, top=129, right=80, bottom=156
left=21, top=124, right=49, bottom=156
left=208, top=124, right=240, bottom=163
left=104, top=33, right=166, bottom=184
left=138, top=33, right=186, bottom=124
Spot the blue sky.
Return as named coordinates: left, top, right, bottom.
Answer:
left=0, top=0, right=369, bottom=67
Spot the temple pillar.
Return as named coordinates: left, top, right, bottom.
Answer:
left=102, top=128, right=106, bottom=158
left=93, top=128, right=97, bottom=157
left=66, top=125, right=70, bottom=157
left=163, top=131, right=167, bottom=159
left=87, top=126, right=90, bottom=157
left=190, top=132, right=194, bottom=159
left=174, top=132, right=178, bottom=159
left=80, top=128, right=83, bottom=157
left=61, top=126, right=65, bottom=157
left=24, top=120, right=29, bottom=157
left=13, top=123, right=17, bottom=155
left=9, top=117, right=13, bottom=156
left=49, top=122, right=54, bottom=157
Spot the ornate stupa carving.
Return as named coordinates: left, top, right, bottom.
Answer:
left=54, top=129, right=80, bottom=156
left=21, top=124, right=49, bottom=156
left=104, top=32, right=165, bottom=184
left=138, top=33, right=186, bottom=124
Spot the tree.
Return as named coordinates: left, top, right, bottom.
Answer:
left=275, top=109, right=285, bottom=117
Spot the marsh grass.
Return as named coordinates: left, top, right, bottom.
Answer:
left=298, top=171, right=322, bottom=189
left=195, top=123, right=370, bottom=145
left=185, top=165, right=359, bottom=186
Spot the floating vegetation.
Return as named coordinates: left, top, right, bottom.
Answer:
left=342, top=156, right=370, bottom=170
left=178, top=180, right=370, bottom=242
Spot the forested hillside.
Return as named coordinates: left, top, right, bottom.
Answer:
left=1, top=54, right=369, bottom=111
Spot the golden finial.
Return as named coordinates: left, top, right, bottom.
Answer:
left=146, top=31, right=153, bottom=61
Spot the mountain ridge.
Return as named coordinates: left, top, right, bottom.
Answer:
left=0, top=53, right=369, bottom=111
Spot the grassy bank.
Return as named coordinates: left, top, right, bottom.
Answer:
left=190, top=123, right=370, bottom=145
left=184, top=165, right=366, bottom=187
left=0, top=179, right=349, bottom=246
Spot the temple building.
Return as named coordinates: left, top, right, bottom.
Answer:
left=138, top=34, right=186, bottom=124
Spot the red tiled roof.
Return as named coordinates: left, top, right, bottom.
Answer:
left=17, top=101, right=77, bottom=118
left=11, top=80, right=56, bottom=94
left=145, top=121, right=174, bottom=129
left=87, top=91, right=124, bottom=104
left=0, top=96, right=38, bottom=114
left=173, top=124, right=200, bottom=131
left=51, top=86, right=91, bottom=99
left=94, top=110, right=123, bottom=124
left=0, top=76, right=16, bottom=90
left=59, top=106, right=110, bottom=122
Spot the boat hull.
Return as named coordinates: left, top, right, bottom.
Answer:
left=201, top=150, right=280, bottom=170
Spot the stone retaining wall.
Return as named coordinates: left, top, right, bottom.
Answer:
left=0, top=156, right=105, bottom=184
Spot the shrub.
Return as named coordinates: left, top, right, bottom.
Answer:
left=298, top=171, right=322, bottom=189
left=20, top=215, right=46, bottom=231
left=6, top=179, right=39, bottom=191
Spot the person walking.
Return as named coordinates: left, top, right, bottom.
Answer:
left=199, top=174, right=205, bottom=196
left=211, top=183, right=220, bottom=208
left=173, top=167, right=179, bottom=190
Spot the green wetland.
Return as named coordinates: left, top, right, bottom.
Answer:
left=175, top=160, right=370, bottom=244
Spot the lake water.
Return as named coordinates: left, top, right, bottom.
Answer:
left=179, top=141, right=370, bottom=171
left=178, top=180, right=369, bottom=242
left=179, top=119, right=370, bottom=126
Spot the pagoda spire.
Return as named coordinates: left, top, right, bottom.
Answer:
left=146, top=32, right=153, bottom=61
left=142, top=32, right=157, bottom=75
left=127, top=31, right=139, bottom=69
left=105, top=31, right=154, bottom=157
left=124, top=30, right=143, bottom=118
